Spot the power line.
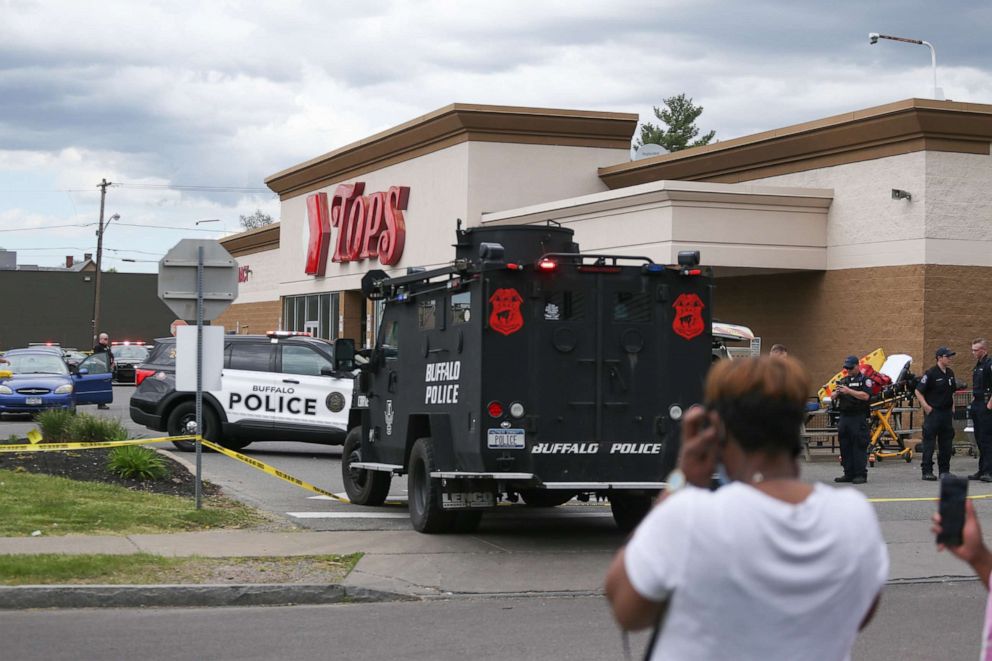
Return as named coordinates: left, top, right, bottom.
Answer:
left=0, top=184, right=272, bottom=194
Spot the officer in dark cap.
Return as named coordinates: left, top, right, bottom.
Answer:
left=915, top=347, right=957, bottom=481
left=970, top=338, right=992, bottom=482
left=834, top=355, right=873, bottom=484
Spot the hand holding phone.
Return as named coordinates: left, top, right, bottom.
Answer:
left=678, top=405, right=721, bottom=488
left=937, top=475, right=968, bottom=547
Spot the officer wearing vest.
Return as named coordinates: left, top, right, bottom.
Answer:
left=834, top=355, right=873, bottom=485
left=970, top=338, right=992, bottom=482
left=915, top=347, right=957, bottom=481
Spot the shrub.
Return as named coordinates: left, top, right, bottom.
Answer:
left=35, top=409, right=76, bottom=443
left=68, top=414, right=129, bottom=444
left=107, top=446, right=169, bottom=481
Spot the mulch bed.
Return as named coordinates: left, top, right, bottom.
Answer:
left=0, top=440, right=220, bottom=498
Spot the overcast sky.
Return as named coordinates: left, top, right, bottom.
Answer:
left=2, top=0, right=990, bottom=272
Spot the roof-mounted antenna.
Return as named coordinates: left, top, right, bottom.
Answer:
left=545, top=219, right=561, bottom=228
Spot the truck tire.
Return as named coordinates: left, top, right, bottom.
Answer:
left=519, top=489, right=576, bottom=507
left=167, top=401, right=250, bottom=452
left=407, top=437, right=456, bottom=533
left=341, top=427, right=391, bottom=506
left=609, top=493, right=654, bottom=533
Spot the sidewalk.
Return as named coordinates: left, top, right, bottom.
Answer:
left=0, top=518, right=979, bottom=609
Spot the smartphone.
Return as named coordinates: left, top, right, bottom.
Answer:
left=937, top=475, right=968, bottom=547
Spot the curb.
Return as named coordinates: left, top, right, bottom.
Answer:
left=0, top=583, right=418, bottom=609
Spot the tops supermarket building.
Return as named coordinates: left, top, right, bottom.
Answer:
left=216, top=98, right=992, bottom=384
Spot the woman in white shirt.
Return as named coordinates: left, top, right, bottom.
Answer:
left=606, top=356, right=888, bottom=661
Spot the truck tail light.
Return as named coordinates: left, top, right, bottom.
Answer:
left=536, top=258, right=557, bottom=272
left=487, top=401, right=504, bottom=418
left=135, top=368, right=155, bottom=386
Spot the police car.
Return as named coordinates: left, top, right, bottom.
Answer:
left=129, top=332, right=357, bottom=451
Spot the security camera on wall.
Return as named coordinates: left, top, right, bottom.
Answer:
left=869, top=32, right=879, bottom=45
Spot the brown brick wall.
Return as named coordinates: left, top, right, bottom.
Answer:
left=924, top=265, right=992, bottom=373
left=340, top=291, right=365, bottom=342
left=713, top=266, right=927, bottom=389
left=213, top=300, right=282, bottom=335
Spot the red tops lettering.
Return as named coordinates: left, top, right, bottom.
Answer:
left=305, top=182, right=409, bottom=275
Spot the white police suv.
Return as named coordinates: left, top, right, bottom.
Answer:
left=129, top=332, right=357, bottom=451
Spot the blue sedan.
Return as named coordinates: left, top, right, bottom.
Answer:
left=0, top=349, right=113, bottom=415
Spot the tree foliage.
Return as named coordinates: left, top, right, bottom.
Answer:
left=239, top=210, right=274, bottom=231
left=636, top=93, right=716, bottom=152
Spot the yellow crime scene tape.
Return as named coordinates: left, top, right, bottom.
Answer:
left=10, top=431, right=991, bottom=508
left=0, top=435, right=197, bottom=453
left=0, top=430, right=381, bottom=506
left=197, top=437, right=352, bottom=503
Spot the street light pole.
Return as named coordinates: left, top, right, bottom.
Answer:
left=91, top=179, right=113, bottom=343
left=869, top=33, right=942, bottom=100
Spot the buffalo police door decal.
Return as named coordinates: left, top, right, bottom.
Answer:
left=672, top=293, right=704, bottom=340
left=489, top=288, right=524, bottom=336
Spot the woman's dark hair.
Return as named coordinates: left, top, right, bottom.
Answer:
left=704, top=356, right=810, bottom=457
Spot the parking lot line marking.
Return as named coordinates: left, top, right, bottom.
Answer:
left=287, top=512, right=411, bottom=519
left=308, top=493, right=409, bottom=503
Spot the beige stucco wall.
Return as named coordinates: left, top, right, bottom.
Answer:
left=481, top=181, right=832, bottom=271
left=924, top=151, right=992, bottom=265
left=275, top=141, right=630, bottom=295
left=230, top=246, right=283, bottom=305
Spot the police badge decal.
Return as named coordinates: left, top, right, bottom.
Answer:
left=489, top=288, right=524, bottom=336
left=672, top=293, right=705, bottom=340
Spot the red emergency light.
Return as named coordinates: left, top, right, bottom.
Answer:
left=536, top=258, right=557, bottom=272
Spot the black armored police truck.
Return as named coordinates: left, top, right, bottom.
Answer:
left=339, top=224, right=712, bottom=533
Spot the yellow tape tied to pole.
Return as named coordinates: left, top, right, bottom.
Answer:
left=0, top=435, right=198, bottom=453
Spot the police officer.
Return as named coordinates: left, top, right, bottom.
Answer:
left=915, top=347, right=957, bottom=481
left=91, top=332, right=114, bottom=409
left=970, top=338, right=992, bottom=482
left=834, top=355, right=873, bottom=485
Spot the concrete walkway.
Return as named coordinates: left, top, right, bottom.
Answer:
left=0, top=517, right=979, bottom=609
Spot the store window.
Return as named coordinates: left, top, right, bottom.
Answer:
left=282, top=293, right=339, bottom=339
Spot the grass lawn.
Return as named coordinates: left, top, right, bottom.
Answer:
left=0, top=553, right=363, bottom=585
left=0, top=469, right=267, bottom=536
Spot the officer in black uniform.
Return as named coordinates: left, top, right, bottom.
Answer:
left=915, top=347, right=957, bottom=481
left=970, top=338, right=992, bottom=482
left=834, top=355, right=873, bottom=485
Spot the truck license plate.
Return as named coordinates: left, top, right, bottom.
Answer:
left=487, top=429, right=525, bottom=449
left=25, top=397, right=42, bottom=406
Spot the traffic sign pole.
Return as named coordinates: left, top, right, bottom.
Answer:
left=195, top=246, right=204, bottom=510
left=157, top=238, right=238, bottom=510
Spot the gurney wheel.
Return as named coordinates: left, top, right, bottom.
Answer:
left=971, top=448, right=978, bottom=458
left=869, top=456, right=876, bottom=467
left=905, top=451, right=913, bottom=463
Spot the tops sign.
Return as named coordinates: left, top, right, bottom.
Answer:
left=304, top=182, right=409, bottom=275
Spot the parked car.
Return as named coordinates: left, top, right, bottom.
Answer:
left=0, top=348, right=113, bottom=416
left=130, top=332, right=356, bottom=451
left=110, top=342, right=150, bottom=384
left=61, top=348, right=89, bottom=372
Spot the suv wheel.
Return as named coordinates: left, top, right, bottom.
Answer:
left=167, top=401, right=249, bottom=452
left=341, top=427, right=391, bottom=506
left=407, top=437, right=456, bottom=533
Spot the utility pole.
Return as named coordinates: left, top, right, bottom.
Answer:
left=91, top=178, right=112, bottom=344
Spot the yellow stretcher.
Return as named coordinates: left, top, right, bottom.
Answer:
left=867, top=395, right=915, bottom=466
left=817, top=348, right=886, bottom=403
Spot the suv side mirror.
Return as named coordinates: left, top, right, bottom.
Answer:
left=333, top=338, right=356, bottom=372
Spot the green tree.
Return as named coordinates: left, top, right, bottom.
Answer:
left=239, top=209, right=274, bottom=231
left=636, top=93, right=716, bottom=152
